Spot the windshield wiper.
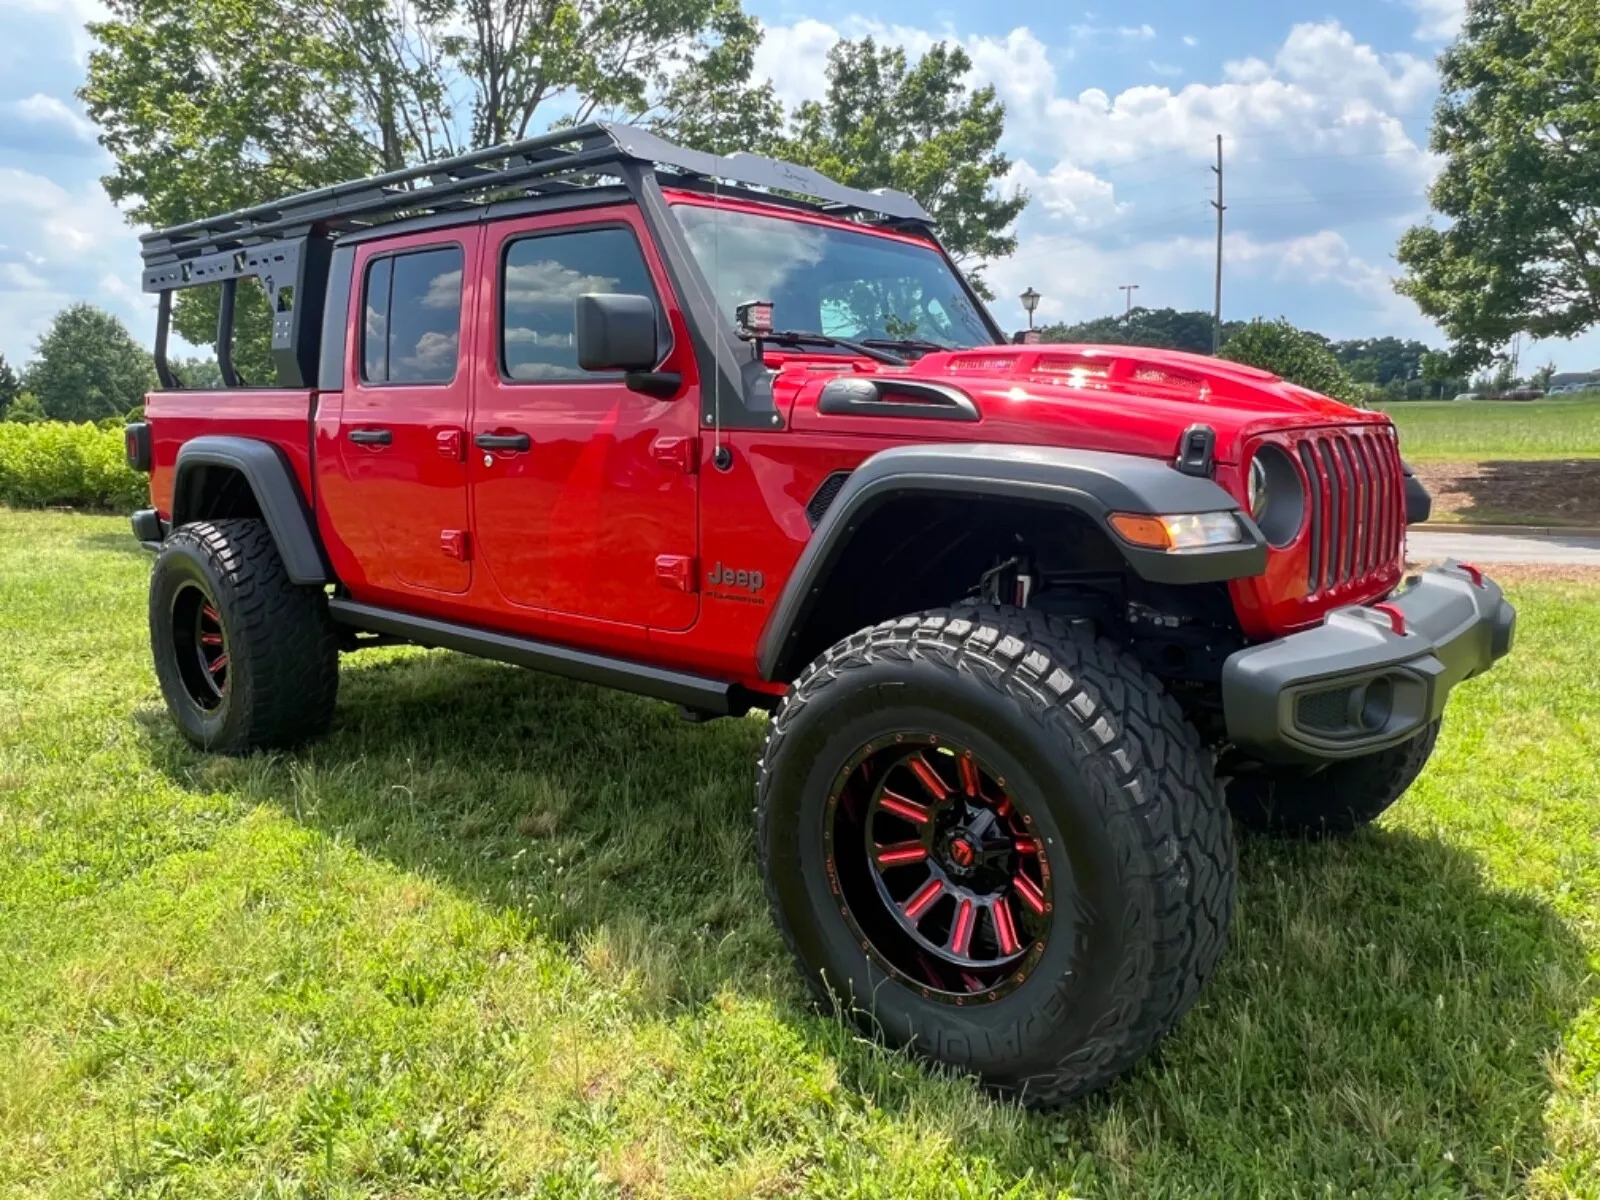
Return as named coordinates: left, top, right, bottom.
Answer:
left=741, top=329, right=906, bottom=366
left=860, top=337, right=957, bottom=358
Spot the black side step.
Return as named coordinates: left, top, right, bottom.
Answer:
left=327, top=599, right=736, bottom=714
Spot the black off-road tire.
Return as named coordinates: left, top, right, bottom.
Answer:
left=756, top=605, right=1236, bottom=1106
left=149, top=519, right=339, bottom=753
left=1225, top=720, right=1441, bottom=839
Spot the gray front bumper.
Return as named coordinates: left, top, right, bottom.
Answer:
left=1222, top=562, right=1515, bottom=763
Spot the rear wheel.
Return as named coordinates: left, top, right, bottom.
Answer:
left=149, top=519, right=338, bottom=753
left=757, top=606, right=1236, bottom=1106
left=1224, top=720, right=1441, bottom=838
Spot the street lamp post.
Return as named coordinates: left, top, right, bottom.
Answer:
left=1020, top=287, right=1041, bottom=330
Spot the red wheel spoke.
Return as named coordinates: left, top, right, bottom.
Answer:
left=1014, top=871, right=1046, bottom=915
left=958, top=754, right=980, bottom=797
left=908, top=754, right=949, bottom=801
left=950, top=898, right=975, bottom=956
left=991, top=897, right=1020, bottom=955
left=200, top=633, right=223, bottom=646
left=201, top=604, right=220, bottom=623
left=902, top=878, right=943, bottom=921
left=207, top=653, right=229, bottom=678
left=1013, top=836, right=1038, bottom=855
left=875, top=841, right=928, bottom=866
left=878, top=790, right=930, bottom=825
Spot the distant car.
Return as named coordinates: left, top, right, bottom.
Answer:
left=1503, top=387, right=1545, bottom=401
left=1452, top=392, right=1480, bottom=402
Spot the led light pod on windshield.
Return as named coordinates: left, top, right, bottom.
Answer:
left=1108, top=511, right=1245, bottom=551
left=736, top=300, right=774, bottom=336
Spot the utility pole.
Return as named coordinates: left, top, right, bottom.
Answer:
left=1118, top=283, right=1140, bottom=319
left=1210, top=133, right=1225, bottom=353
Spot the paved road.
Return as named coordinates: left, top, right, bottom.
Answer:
left=1410, top=529, right=1600, bottom=565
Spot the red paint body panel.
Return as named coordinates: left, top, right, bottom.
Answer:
left=139, top=192, right=1408, bottom=694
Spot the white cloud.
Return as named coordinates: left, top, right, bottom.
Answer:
left=1406, top=0, right=1464, bottom=42
left=1147, top=61, right=1182, bottom=79
left=1005, top=158, right=1120, bottom=228
left=1182, top=35, right=1199, bottom=48
left=1, top=93, right=97, bottom=143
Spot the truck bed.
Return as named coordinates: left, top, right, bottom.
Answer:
left=144, top=389, right=319, bottom=519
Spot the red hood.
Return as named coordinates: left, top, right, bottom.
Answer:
left=779, top=343, right=1388, bottom=464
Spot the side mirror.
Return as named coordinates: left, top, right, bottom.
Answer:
left=575, top=293, right=659, bottom=372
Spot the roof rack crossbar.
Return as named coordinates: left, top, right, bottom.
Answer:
left=140, top=121, right=929, bottom=268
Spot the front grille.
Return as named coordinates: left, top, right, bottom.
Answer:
left=1293, top=428, right=1404, bottom=594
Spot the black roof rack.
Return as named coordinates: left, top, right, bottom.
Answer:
left=139, top=121, right=929, bottom=269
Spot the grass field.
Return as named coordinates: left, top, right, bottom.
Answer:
left=1379, top=395, right=1600, bottom=462
left=2, top=507, right=1598, bottom=1198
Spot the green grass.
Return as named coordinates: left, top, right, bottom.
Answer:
left=2, top=507, right=1598, bottom=1198
left=1378, top=395, right=1600, bottom=462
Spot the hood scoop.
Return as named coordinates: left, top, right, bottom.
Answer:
left=817, top=375, right=981, bottom=423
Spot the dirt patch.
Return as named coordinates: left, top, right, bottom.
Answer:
left=1413, top=460, right=1600, bottom=526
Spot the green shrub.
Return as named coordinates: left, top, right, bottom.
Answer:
left=0, top=420, right=148, bottom=511
left=1219, top=318, right=1365, bottom=407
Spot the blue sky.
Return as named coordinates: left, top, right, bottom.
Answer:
left=2, top=0, right=1597, bottom=374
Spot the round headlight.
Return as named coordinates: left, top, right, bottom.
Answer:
left=1248, top=456, right=1269, bottom=518
left=1248, top=445, right=1306, bottom=547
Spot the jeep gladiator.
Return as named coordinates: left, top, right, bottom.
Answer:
left=125, top=123, right=1515, bottom=1105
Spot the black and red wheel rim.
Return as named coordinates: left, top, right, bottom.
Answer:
left=824, top=734, right=1055, bottom=1004
left=170, top=581, right=229, bottom=711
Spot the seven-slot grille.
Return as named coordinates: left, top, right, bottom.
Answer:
left=1290, top=427, right=1405, bottom=593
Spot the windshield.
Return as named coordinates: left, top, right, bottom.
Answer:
left=673, top=203, right=997, bottom=352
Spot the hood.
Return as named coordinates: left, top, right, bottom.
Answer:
left=779, top=343, right=1388, bottom=464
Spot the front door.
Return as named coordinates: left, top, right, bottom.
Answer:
left=335, top=231, right=477, bottom=595
left=470, top=209, right=700, bottom=631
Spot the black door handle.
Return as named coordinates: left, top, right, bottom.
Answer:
left=347, top=428, right=392, bottom=445
left=474, top=431, right=531, bottom=452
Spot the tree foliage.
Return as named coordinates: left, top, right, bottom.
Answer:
left=1218, top=318, right=1363, bottom=405
left=23, top=304, right=157, bottom=423
left=1395, top=0, right=1600, bottom=368
left=0, top=353, right=20, bottom=420
left=1038, top=307, right=1244, bottom=354
left=776, top=39, right=1025, bottom=288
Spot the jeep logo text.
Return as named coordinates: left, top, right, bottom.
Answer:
left=707, top=561, right=764, bottom=593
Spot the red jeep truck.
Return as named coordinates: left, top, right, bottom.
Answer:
left=125, top=123, right=1515, bottom=1105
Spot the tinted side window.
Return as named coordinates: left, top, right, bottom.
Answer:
left=360, top=246, right=463, bottom=384
left=502, top=228, right=660, bottom=381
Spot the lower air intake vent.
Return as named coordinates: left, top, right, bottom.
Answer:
left=806, top=471, right=851, bottom=527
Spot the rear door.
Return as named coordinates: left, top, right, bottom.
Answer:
left=469, top=208, right=700, bottom=630
left=334, top=231, right=477, bottom=596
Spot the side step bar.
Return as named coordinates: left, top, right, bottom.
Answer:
left=327, top=599, right=737, bottom=715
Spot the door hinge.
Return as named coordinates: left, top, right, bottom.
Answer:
left=655, top=554, right=696, bottom=592
left=650, top=434, right=698, bottom=474
left=436, top=428, right=464, bottom=461
left=441, top=529, right=470, bottom=561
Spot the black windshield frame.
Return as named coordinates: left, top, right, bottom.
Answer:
left=670, top=199, right=1005, bottom=356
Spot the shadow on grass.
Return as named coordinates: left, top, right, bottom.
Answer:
left=76, top=528, right=151, bottom=558
left=144, top=649, right=1591, bottom=1191
left=1414, top=458, right=1600, bottom=528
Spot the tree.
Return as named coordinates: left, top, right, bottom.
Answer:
left=23, top=304, right=157, bottom=422
left=776, top=39, right=1025, bottom=292
left=1395, top=0, right=1600, bottom=368
left=1037, top=307, right=1244, bottom=354
left=81, top=0, right=775, bottom=378
left=5, top=393, right=45, bottom=424
left=1218, top=319, right=1363, bottom=406
left=171, top=356, right=226, bottom=390
left=0, top=353, right=20, bottom=419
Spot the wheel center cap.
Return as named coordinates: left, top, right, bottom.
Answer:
left=949, top=837, right=975, bottom=867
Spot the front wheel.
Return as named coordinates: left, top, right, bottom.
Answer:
left=756, top=606, right=1236, bottom=1106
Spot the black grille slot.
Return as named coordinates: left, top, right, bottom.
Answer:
left=1296, top=686, right=1355, bottom=733
left=806, top=470, right=851, bottom=528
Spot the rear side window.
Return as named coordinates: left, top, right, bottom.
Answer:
left=501, top=227, right=661, bottom=381
left=361, top=245, right=463, bottom=384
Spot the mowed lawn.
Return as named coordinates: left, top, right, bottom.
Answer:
left=1380, top=395, right=1600, bottom=462
left=1, top=508, right=1597, bottom=1199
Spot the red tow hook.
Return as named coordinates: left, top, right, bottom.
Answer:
left=1372, top=603, right=1407, bottom=636
left=1458, top=561, right=1487, bottom=588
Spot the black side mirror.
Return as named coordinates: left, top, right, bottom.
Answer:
left=575, top=293, right=659, bottom=372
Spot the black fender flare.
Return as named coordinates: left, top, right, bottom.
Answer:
left=756, top=442, right=1267, bottom=681
left=171, top=436, right=329, bottom=585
